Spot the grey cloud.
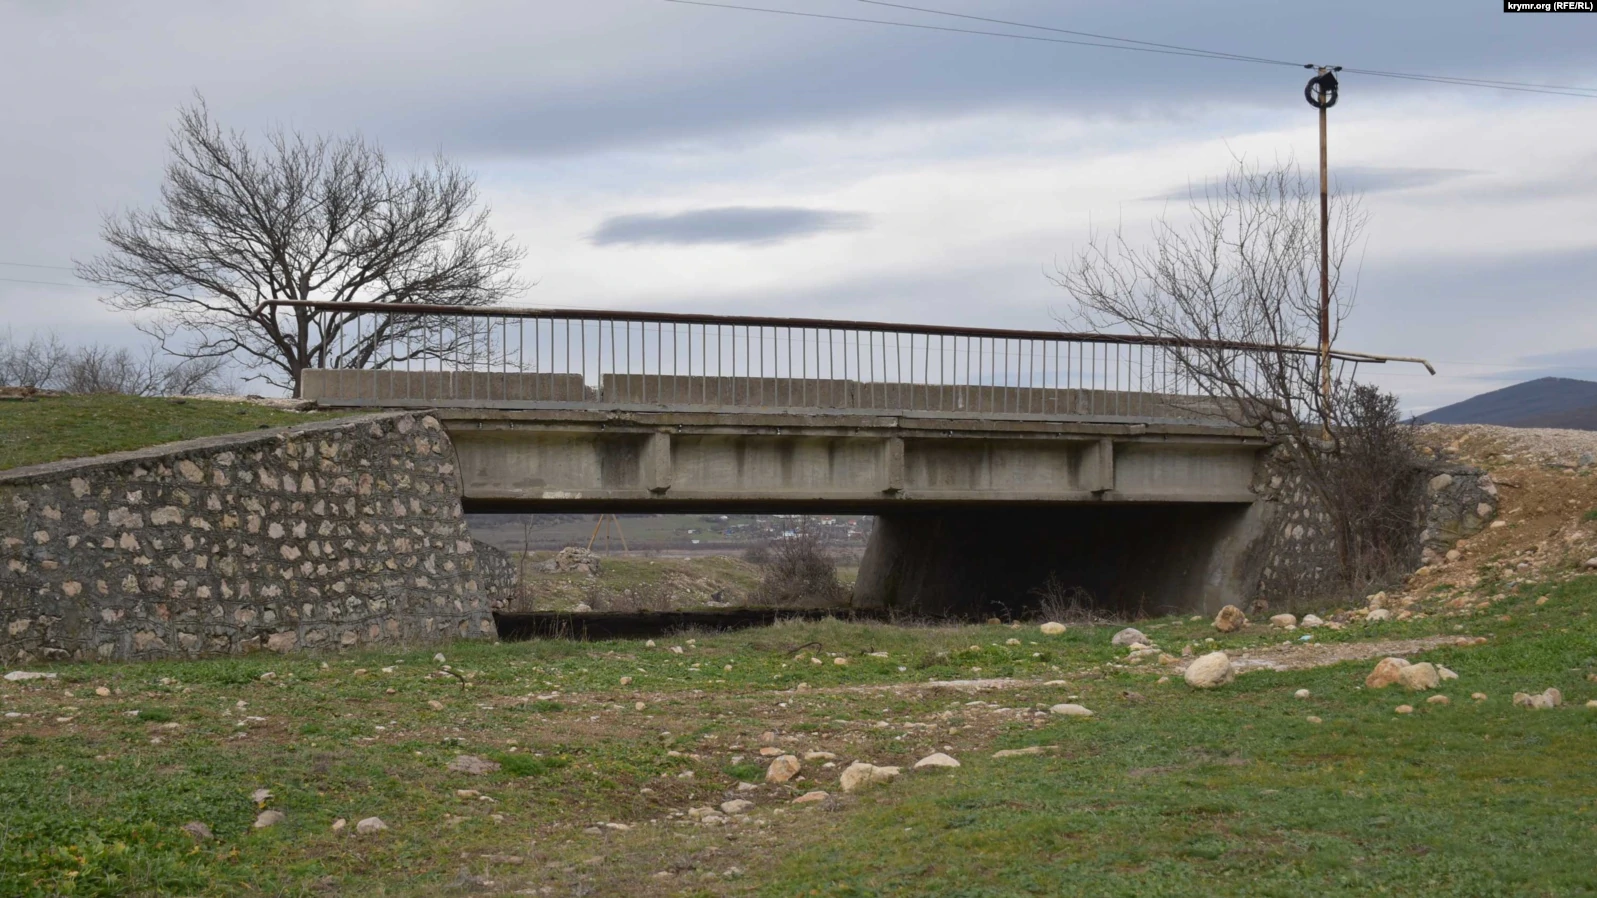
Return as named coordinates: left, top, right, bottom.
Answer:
left=1145, top=166, right=1475, bottom=202
left=591, top=207, right=868, bottom=246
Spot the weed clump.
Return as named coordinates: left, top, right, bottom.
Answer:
left=751, top=530, right=849, bottom=608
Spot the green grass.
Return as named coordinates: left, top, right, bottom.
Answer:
left=0, top=394, right=349, bottom=471
left=1, top=580, right=1594, bottom=896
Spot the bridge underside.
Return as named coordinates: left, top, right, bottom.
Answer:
left=429, top=406, right=1269, bottom=616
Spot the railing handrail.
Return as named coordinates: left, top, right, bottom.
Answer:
left=254, top=299, right=1434, bottom=373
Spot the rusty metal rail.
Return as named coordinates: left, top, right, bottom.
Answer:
left=263, top=300, right=1432, bottom=417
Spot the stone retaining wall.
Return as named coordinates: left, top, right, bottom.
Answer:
left=1, top=412, right=509, bottom=664
left=1250, top=448, right=1497, bottom=604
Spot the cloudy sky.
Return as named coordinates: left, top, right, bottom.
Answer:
left=2, top=0, right=1594, bottom=411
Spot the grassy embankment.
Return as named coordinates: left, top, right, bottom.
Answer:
left=2, top=572, right=1594, bottom=896
left=512, top=552, right=857, bottom=611
left=0, top=394, right=349, bottom=471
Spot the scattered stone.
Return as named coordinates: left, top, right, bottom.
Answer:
left=538, top=546, right=602, bottom=575
left=434, top=653, right=446, bottom=663
left=1427, top=695, right=1450, bottom=705
left=331, top=818, right=347, bottom=832
left=1365, top=657, right=1411, bottom=689
left=1300, top=614, right=1325, bottom=629
left=1306, top=716, right=1323, bottom=724
left=1269, top=614, right=1297, bottom=629
left=1513, top=688, right=1563, bottom=710
left=1294, top=689, right=1311, bottom=699
left=1472, top=692, right=1488, bottom=701
left=448, top=754, right=501, bottom=775
left=1110, top=628, right=1148, bottom=647
left=1005, top=638, right=1021, bottom=646
left=3, top=671, right=56, bottom=681
left=250, top=788, right=273, bottom=806
left=736, top=782, right=759, bottom=792
left=992, top=746, right=1048, bottom=758
left=803, top=751, right=837, bottom=761
left=793, top=791, right=829, bottom=804
left=1039, top=622, right=1067, bottom=636
left=1394, top=705, right=1414, bottom=715
left=619, top=676, right=632, bottom=686
left=253, top=810, right=285, bottom=829
left=1366, top=609, right=1393, bottom=622
left=1586, top=700, right=1597, bottom=709
left=839, top=761, right=901, bottom=792
left=427, top=700, right=444, bottom=711
left=1049, top=703, right=1094, bottom=717
left=1399, top=662, right=1441, bottom=692
left=720, top=799, right=754, bottom=815
left=573, top=603, right=593, bottom=613
left=758, top=747, right=784, bottom=757
left=1212, top=605, right=1247, bottom=633
left=1184, top=651, right=1235, bottom=689
left=913, top=752, right=960, bottom=770
left=634, top=702, right=647, bottom=711
left=765, top=755, right=801, bottom=784
left=355, top=816, right=388, bottom=835
left=1437, top=666, right=1459, bottom=681
left=94, top=686, right=111, bottom=696
left=455, top=789, right=480, bottom=798
left=181, top=821, right=213, bottom=842
left=833, top=657, right=848, bottom=666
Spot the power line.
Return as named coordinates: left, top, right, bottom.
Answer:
left=0, top=277, right=98, bottom=290
left=868, top=0, right=1597, bottom=97
left=663, top=1, right=1309, bottom=68
left=856, top=0, right=1301, bottom=67
left=665, top=0, right=1597, bottom=99
left=0, top=261, right=79, bottom=272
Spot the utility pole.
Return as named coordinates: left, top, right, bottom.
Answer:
left=1305, top=65, right=1341, bottom=436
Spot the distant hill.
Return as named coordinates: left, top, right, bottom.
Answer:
left=1421, top=377, right=1597, bottom=430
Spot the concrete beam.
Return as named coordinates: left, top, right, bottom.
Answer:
left=440, top=409, right=1262, bottom=508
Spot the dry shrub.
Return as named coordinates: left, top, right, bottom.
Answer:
left=752, top=530, right=848, bottom=608
left=1322, top=384, right=1426, bottom=592
left=1027, top=575, right=1123, bottom=625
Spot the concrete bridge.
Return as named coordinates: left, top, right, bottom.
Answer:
left=282, top=301, right=1414, bottom=617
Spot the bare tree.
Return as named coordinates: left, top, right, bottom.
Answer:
left=0, top=331, right=225, bottom=396
left=1053, top=159, right=1418, bottom=590
left=78, top=96, right=526, bottom=396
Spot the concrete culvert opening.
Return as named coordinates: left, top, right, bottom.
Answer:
left=854, top=504, right=1263, bottom=621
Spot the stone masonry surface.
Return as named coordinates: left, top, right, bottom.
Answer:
left=0, top=412, right=511, bottom=664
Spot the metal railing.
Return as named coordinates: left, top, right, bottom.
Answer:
left=267, top=300, right=1432, bottom=420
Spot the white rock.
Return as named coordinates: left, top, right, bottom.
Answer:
left=913, top=752, right=960, bottom=770
left=573, top=603, right=593, bottom=613
left=1269, top=614, right=1298, bottom=628
left=1365, top=657, right=1410, bottom=689
left=1294, top=689, right=1311, bottom=699
left=765, top=755, right=801, bottom=783
left=992, top=746, right=1047, bottom=758
left=720, top=799, right=754, bottom=815
left=3, top=671, right=56, bottom=681
left=253, top=810, right=285, bottom=829
left=355, top=816, right=388, bottom=835
left=803, top=751, right=837, bottom=761
left=1049, top=703, right=1094, bottom=717
left=839, top=761, right=901, bottom=792
left=433, top=653, right=446, bottom=663
left=331, top=818, right=347, bottom=832
left=1367, top=609, right=1392, bottom=622
left=1184, top=651, right=1235, bottom=689
left=1437, top=666, right=1458, bottom=681
left=1398, top=662, right=1440, bottom=691
left=792, top=791, right=829, bottom=804
left=1110, top=628, right=1148, bottom=647
left=1039, top=622, right=1067, bottom=635
left=1300, top=614, right=1324, bottom=629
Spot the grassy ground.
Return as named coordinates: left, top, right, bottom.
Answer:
left=0, top=395, right=348, bottom=471
left=1, top=577, right=1594, bottom=896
